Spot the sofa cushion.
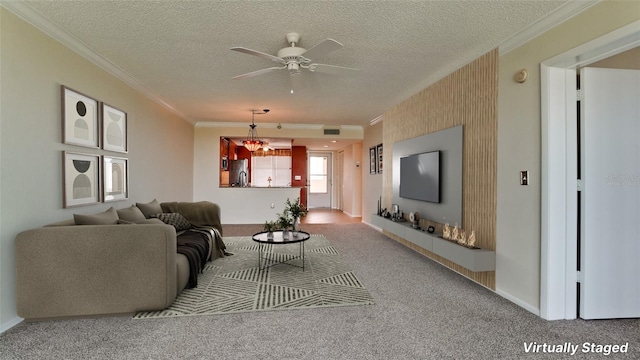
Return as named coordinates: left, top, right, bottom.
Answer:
left=153, top=213, right=191, bottom=231
left=44, top=219, right=76, bottom=227
left=136, top=199, right=163, bottom=218
left=117, top=205, right=146, bottom=222
left=74, top=207, right=119, bottom=225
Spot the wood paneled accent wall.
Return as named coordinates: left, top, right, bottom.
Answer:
left=382, top=49, right=498, bottom=289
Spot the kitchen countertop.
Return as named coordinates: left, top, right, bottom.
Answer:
left=219, top=185, right=297, bottom=188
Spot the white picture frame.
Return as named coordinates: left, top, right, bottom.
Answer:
left=62, top=86, right=99, bottom=148
left=103, top=156, right=129, bottom=202
left=101, top=102, right=128, bottom=153
left=63, top=151, right=101, bottom=208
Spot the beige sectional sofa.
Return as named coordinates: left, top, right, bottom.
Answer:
left=15, top=200, right=223, bottom=321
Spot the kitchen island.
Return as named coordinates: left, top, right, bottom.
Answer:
left=210, top=186, right=302, bottom=224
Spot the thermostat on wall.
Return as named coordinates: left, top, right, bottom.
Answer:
left=294, top=175, right=302, bottom=181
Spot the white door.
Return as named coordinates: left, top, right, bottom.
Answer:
left=308, top=153, right=332, bottom=208
left=580, top=67, right=640, bottom=319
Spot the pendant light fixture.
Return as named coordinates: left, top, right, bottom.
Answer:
left=243, top=109, right=269, bottom=152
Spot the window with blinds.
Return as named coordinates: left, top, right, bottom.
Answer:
left=251, top=155, right=292, bottom=187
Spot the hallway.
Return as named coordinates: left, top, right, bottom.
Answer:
left=301, top=209, right=362, bottom=224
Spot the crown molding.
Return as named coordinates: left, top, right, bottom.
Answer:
left=369, top=115, right=383, bottom=126
left=542, top=19, right=640, bottom=68
left=498, top=0, right=600, bottom=55
left=196, top=121, right=325, bottom=130
left=1, top=1, right=194, bottom=124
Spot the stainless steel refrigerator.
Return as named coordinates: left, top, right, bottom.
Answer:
left=229, top=159, right=248, bottom=187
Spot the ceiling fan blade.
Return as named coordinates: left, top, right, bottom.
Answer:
left=301, top=38, right=343, bottom=60
left=232, top=66, right=285, bottom=80
left=308, top=63, right=359, bottom=76
left=230, top=47, right=285, bottom=64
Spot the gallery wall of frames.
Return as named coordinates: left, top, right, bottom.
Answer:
left=369, top=143, right=383, bottom=175
left=61, top=85, right=128, bottom=208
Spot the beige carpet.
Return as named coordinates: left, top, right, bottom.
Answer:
left=134, top=234, right=374, bottom=319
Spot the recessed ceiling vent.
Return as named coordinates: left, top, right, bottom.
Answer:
left=324, top=128, right=340, bottom=135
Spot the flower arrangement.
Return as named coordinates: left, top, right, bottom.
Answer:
left=276, top=212, right=293, bottom=230
left=263, top=220, right=277, bottom=232
left=284, top=197, right=307, bottom=219
left=263, top=197, right=307, bottom=238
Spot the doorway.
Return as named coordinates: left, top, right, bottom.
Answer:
left=540, top=21, right=640, bottom=320
left=307, top=153, right=332, bottom=209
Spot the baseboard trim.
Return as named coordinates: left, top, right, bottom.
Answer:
left=495, top=288, right=540, bottom=316
left=342, top=211, right=362, bottom=218
left=363, top=221, right=382, bottom=232
left=1, top=316, right=23, bottom=335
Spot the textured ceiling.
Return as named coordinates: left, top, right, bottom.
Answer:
left=17, top=0, right=575, bottom=128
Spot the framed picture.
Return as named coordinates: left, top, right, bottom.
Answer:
left=62, top=86, right=99, bottom=148
left=369, top=146, right=377, bottom=174
left=377, top=143, right=383, bottom=174
left=102, top=103, right=128, bottom=153
left=103, top=156, right=129, bottom=202
left=63, top=151, right=101, bottom=208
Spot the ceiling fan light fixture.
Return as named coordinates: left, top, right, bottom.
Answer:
left=231, top=32, right=359, bottom=83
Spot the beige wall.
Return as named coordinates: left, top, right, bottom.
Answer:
left=0, top=9, right=194, bottom=331
left=589, top=46, right=640, bottom=69
left=362, top=121, right=383, bottom=225
left=339, top=143, right=363, bottom=217
left=496, top=0, right=640, bottom=311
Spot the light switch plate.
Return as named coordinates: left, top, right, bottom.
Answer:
left=520, top=171, right=529, bottom=185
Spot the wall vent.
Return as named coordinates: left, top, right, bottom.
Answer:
left=323, top=128, right=340, bottom=135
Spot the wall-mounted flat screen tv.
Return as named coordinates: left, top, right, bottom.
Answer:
left=399, top=151, right=440, bottom=203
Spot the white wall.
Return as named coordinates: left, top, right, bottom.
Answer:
left=496, top=0, right=640, bottom=313
left=194, top=124, right=363, bottom=224
left=0, top=9, right=194, bottom=332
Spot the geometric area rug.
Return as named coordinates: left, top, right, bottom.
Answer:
left=134, top=234, right=375, bottom=319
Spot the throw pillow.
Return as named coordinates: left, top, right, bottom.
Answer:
left=74, top=207, right=119, bottom=225
left=117, top=205, right=146, bottom=222
left=153, top=212, right=191, bottom=231
left=136, top=199, right=163, bottom=218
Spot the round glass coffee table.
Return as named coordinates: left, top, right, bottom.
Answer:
left=252, top=230, right=310, bottom=271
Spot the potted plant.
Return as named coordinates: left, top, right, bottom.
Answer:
left=284, top=197, right=307, bottom=236
left=276, top=212, right=293, bottom=239
left=263, top=220, right=277, bottom=240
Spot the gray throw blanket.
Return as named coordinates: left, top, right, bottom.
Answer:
left=176, top=230, right=210, bottom=288
left=161, top=202, right=222, bottom=230
left=161, top=201, right=226, bottom=259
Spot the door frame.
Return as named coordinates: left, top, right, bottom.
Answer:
left=540, top=20, right=640, bottom=320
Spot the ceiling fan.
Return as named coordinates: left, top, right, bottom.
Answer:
left=231, top=32, right=359, bottom=92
